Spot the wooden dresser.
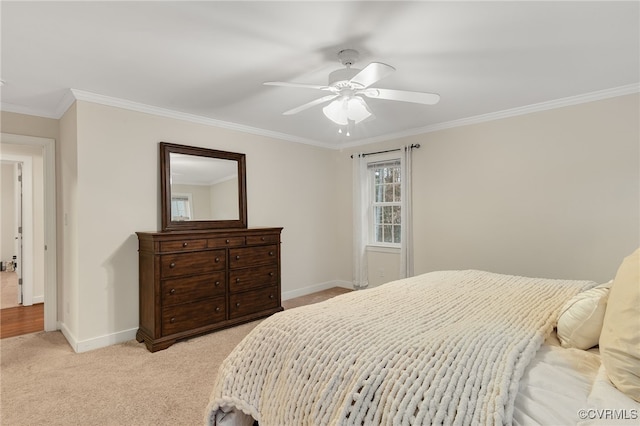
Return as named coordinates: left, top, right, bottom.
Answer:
left=136, top=227, right=283, bottom=352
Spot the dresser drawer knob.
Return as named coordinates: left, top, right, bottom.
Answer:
left=269, top=272, right=274, bottom=277
left=261, top=237, right=265, bottom=241
left=182, top=242, right=188, bottom=247
left=215, top=307, right=221, bottom=312
left=169, top=262, right=176, bottom=268
left=236, top=278, right=241, bottom=283
left=169, top=288, right=176, bottom=295
left=235, top=302, right=241, bottom=308
left=269, top=294, right=275, bottom=299
left=235, top=255, right=240, bottom=260
left=269, top=251, right=274, bottom=256
left=215, top=281, right=221, bottom=287
left=215, top=257, right=220, bottom=263
left=170, top=317, right=176, bottom=323
left=226, top=239, right=230, bottom=244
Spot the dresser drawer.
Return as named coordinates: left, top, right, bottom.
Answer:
left=229, top=286, right=279, bottom=319
left=161, top=272, right=225, bottom=306
left=161, top=250, right=225, bottom=278
left=162, top=297, right=226, bottom=336
left=160, top=239, right=207, bottom=252
left=208, top=236, right=245, bottom=248
left=137, top=227, right=282, bottom=352
left=229, top=245, right=277, bottom=269
left=246, top=234, right=280, bottom=245
left=229, top=265, right=278, bottom=293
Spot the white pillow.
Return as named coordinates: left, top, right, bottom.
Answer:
left=557, top=280, right=612, bottom=349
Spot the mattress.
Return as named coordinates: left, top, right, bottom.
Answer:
left=514, top=333, right=640, bottom=425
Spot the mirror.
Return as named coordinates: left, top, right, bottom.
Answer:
left=160, top=142, right=247, bottom=231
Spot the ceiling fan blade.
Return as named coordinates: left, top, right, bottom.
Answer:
left=361, top=88, right=440, bottom=105
left=264, top=81, right=332, bottom=91
left=283, top=95, right=338, bottom=115
left=349, top=62, right=395, bottom=88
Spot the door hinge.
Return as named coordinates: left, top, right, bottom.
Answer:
left=18, top=175, right=22, bottom=182
left=18, top=226, right=22, bottom=234
left=18, top=278, right=22, bottom=285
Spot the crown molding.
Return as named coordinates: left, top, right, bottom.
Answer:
left=3, top=83, right=637, bottom=150
left=54, top=89, right=77, bottom=118
left=344, top=83, right=640, bottom=148
left=67, top=89, right=334, bottom=149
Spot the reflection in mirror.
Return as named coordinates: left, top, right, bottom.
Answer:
left=169, top=154, right=239, bottom=221
left=160, top=142, right=247, bottom=231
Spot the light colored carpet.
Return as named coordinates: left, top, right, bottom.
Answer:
left=0, top=287, right=351, bottom=426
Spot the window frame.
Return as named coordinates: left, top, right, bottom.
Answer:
left=170, top=192, right=193, bottom=221
left=366, top=153, right=402, bottom=249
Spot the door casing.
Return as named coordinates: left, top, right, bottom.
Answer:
left=1, top=134, right=57, bottom=331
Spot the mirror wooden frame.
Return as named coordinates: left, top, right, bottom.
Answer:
left=160, top=142, right=247, bottom=231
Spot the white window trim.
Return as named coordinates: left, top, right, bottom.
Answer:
left=366, top=151, right=402, bottom=249
left=171, top=192, right=193, bottom=221
left=366, top=245, right=400, bottom=254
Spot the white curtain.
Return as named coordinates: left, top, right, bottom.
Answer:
left=352, top=153, right=369, bottom=289
left=399, top=145, right=414, bottom=279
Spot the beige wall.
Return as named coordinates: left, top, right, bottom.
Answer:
left=210, top=178, right=239, bottom=220
left=65, top=101, right=343, bottom=347
left=59, top=103, right=80, bottom=340
left=2, top=92, right=637, bottom=349
left=0, top=111, right=59, bottom=141
left=339, top=93, right=640, bottom=285
left=171, top=183, right=213, bottom=220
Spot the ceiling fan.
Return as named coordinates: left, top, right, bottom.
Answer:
left=264, top=49, right=440, bottom=126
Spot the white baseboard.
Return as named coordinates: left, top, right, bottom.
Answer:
left=58, top=321, right=138, bottom=353
left=32, top=295, right=44, bottom=304
left=55, top=281, right=353, bottom=352
left=58, top=321, right=77, bottom=351
left=282, top=280, right=352, bottom=301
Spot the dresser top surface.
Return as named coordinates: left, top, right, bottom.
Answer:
left=136, top=227, right=282, bottom=240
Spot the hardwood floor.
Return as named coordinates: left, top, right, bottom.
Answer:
left=0, top=270, right=43, bottom=339
left=0, top=303, right=44, bottom=339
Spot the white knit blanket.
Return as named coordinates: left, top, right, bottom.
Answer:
left=206, top=270, right=595, bottom=426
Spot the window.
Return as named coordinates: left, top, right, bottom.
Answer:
left=370, top=159, right=401, bottom=246
left=171, top=193, right=193, bottom=221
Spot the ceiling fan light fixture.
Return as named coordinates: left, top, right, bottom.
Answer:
left=346, top=96, right=372, bottom=123
left=323, top=96, right=372, bottom=125
left=323, top=98, right=349, bottom=125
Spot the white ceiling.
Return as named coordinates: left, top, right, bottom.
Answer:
left=1, top=1, right=638, bottom=149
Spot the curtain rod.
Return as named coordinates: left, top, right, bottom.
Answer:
left=350, top=143, right=420, bottom=158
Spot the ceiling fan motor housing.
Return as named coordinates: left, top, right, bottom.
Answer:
left=328, top=68, right=363, bottom=88
left=329, top=48, right=365, bottom=88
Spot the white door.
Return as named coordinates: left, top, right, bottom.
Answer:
left=14, top=162, right=23, bottom=305
left=2, top=154, right=33, bottom=306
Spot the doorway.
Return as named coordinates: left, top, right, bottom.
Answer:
left=0, top=134, right=56, bottom=333
left=0, top=155, right=33, bottom=308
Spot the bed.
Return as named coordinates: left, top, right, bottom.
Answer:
left=205, top=251, right=639, bottom=425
